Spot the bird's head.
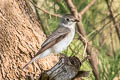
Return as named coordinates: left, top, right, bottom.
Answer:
left=60, top=14, right=79, bottom=27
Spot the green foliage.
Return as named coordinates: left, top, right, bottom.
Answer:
left=99, top=50, right=120, bottom=80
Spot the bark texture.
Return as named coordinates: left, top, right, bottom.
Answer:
left=0, top=0, right=58, bottom=80
left=39, top=56, right=90, bottom=80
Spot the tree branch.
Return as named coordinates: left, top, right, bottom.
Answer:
left=65, top=0, right=99, bottom=80
left=36, top=6, right=62, bottom=18
left=105, top=0, right=120, bottom=45
left=80, top=0, right=96, bottom=16
left=38, top=56, right=90, bottom=80
left=30, top=0, right=62, bottom=18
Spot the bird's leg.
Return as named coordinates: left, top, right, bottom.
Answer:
left=59, top=53, right=67, bottom=59
left=77, top=31, right=88, bottom=57
left=56, top=53, right=66, bottom=58
left=83, top=40, right=88, bottom=56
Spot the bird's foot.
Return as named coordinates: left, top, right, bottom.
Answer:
left=57, top=53, right=67, bottom=60
left=60, top=53, right=67, bottom=57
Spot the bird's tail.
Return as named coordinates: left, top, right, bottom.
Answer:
left=22, top=53, right=41, bottom=69
left=22, top=49, right=51, bottom=69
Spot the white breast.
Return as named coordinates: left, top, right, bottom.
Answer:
left=51, top=27, right=75, bottom=54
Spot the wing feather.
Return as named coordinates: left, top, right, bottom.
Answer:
left=41, top=27, right=70, bottom=49
left=23, top=27, right=70, bottom=69
left=35, top=27, right=70, bottom=56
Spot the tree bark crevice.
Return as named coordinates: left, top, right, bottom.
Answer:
left=0, top=0, right=59, bottom=79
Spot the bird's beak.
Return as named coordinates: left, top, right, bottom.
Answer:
left=74, top=19, right=79, bottom=22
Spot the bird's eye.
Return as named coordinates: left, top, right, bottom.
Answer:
left=66, top=18, right=70, bottom=21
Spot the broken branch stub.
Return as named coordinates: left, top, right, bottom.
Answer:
left=39, top=56, right=89, bottom=80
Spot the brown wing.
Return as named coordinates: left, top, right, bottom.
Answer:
left=22, top=27, right=70, bottom=69
left=34, top=27, right=70, bottom=56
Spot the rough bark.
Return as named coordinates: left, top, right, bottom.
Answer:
left=39, top=56, right=90, bottom=80
left=0, top=0, right=58, bottom=80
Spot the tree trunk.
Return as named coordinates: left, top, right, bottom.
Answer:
left=0, top=0, right=58, bottom=79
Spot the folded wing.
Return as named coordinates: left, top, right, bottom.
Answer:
left=35, top=26, right=71, bottom=56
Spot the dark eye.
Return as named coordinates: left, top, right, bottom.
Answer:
left=66, top=18, right=70, bottom=21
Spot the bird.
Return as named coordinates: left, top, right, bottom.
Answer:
left=23, top=14, right=79, bottom=69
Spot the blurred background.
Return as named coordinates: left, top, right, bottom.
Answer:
left=32, top=0, right=120, bottom=80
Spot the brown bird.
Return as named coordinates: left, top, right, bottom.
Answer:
left=23, top=14, right=79, bottom=69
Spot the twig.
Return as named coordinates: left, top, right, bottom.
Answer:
left=110, top=0, right=114, bottom=8
left=75, top=14, right=120, bottom=53
left=36, top=7, right=62, bottom=18
left=65, top=0, right=99, bottom=80
left=30, top=0, right=62, bottom=18
left=69, top=45, right=78, bottom=56
left=105, top=0, right=120, bottom=44
left=77, top=31, right=88, bottom=56
left=89, top=13, right=120, bottom=40
left=81, top=55, right=90, bottom=64
left=80, top=0, right=96, bottom=16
